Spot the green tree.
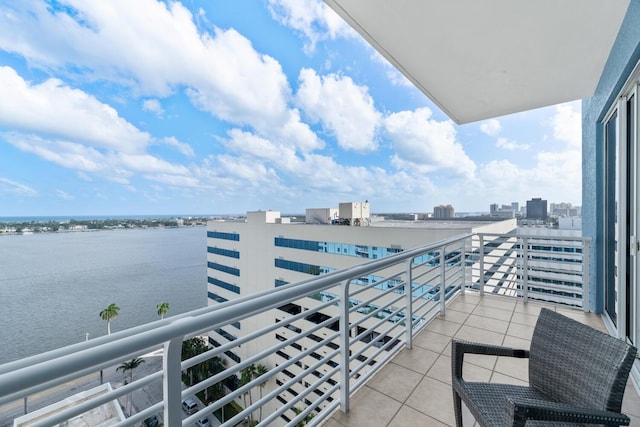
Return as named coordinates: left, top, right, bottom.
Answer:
left=292, top=407, right=314, bottom=426
left=239, top=364, right=258, bottom=424
left=99, top=303, right=120, bottom=335
left=116, top=357, right=145, bottom=415
left=156, top=302, right=170, bottom=320
left=254, top=364, right=269, bottom=422
left=117, top=357, right=145, bottom=385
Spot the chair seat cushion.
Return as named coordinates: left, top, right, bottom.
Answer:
left=456, top=382, right=589, bottom=427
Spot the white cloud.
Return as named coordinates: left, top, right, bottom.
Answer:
left=496, top=137, right=530, bottom=151
left=0, top=177, right=37, bottom=196
left=160, top=136, right=195, bottom=158
left=296, top=68, right=380, bottom=152
left=383, top=108, right=476, bottom=179
left=56, top=189, right=74, bottom=200
left=0, top=1, right=312, bottom=146
left=142, top=99, right=164, bottom=116
left=551, top=101, right=581, bottom=149
left=0, top=66, right=151, bottom=153
left=480, top=119, right=501, bottom=136
left=267, top=0, right=355, bottom=54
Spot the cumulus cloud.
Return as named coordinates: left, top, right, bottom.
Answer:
left=480, top=119, right=501, bottom=136
left=383, top=108, right=476, bottom=179
left=551, top=101, right=581, bottom=148
left=267, top=0, right=356, bottom=54
left=142, top=99, right=164, bottom=116
left=496, top=137, right=530, bottom=151
left=296, top=68, right=380, bottom=152
left=0, top=68, right=200, bottom=189
left=0, top=66, right=151, bottom=153
left=0, top=1, right=316, bottom=149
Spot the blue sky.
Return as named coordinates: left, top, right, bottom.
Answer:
left=0, top=0, right=581, bottom=216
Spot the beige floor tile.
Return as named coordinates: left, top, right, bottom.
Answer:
left=506, top=322, right=535, bottom=340
left=447, top=300, right=478, bottom=314
left=455, top=325, right=505, bottom=346
left=323, top=418, right=346, bottom=427
left=623, top=382, right=640, bottom=417
left=629, top=413, right=640, bottom=427
left=439, top=309, right=470, bottom=324
left=332, top=386, right=402, bottom=427
left=465, top=314, right=509, bottom=334
left=501, top=335, right=531, bottom=350
left=392, top=346, right=440, bottom=375
left=367, top=362, right=424, bottom=402
left=514, top=301, right=545, bottom=316
left=413, top=330, right=452, bottom=354
left=425, top=318, right=462, bottom=336
left=427, top=354, right=452, bottom=384
left=476, top=296, right=517, bottom=312
left=510, top=312, right=539, bottom=327
left=464, top=353, right=497, bottom=370
left=405, top=377, right=456, bottom=426
left=471, top=305, right=513, bottom=321
left=554, top=308, right=607, bottom=331
left=387, top=405, right=448, bottom=427
left=493, top=356, right=529, bottom=382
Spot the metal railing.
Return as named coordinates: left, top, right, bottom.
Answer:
left=470, top=232, right=591, bottom=310
left=0, top=231, right=592, bottom=427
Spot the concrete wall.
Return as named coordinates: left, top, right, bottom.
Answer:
left=582, top=0, right=640, bottom=312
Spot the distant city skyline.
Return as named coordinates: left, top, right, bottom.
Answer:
left=0, top=1, right=581, bottom=216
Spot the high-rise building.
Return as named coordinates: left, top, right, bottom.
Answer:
left=526, top=198, right=548, bottom=219
left=206, top=205, right=516, bottom=423
left=433, top=204, right=455, bottom=218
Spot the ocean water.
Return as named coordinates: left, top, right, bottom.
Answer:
left=0, top=227, right=207, bottom=365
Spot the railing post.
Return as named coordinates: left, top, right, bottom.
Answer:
left=164, top=336, right=183, bottom=427
left=582, top=239, right=591, bottom=312
left=440, top=247, right=446, bottom=316
left=460, top=239, right=466, bottom=295
left=339, top=279, right=351, bottom=413
left=521, top=237, right=529, bottom=303
left=405, top=258, right=413, bottom=349
left=479, top=234, right=485, bottom=296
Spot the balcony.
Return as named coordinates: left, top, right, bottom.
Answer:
left=0, top=232, right=638, bottom=426
left=326, top=292, right=640, bottom=426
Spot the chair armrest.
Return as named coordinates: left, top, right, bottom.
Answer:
left=505, top=397, right=631, bottom=426
left=451, top=339, right=529, bottom=380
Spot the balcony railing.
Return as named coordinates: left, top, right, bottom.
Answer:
left=0, top=231, right=591, bottom=427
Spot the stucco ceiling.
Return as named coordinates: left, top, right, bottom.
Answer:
left=324, top=0, right=630, bottom=124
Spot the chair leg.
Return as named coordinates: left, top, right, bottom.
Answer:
left=453, top=390, right=463, bottom=427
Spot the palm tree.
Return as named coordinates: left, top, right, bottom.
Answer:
left=239, top=364, right=257, bottom=424
left=117, top=357, right=145, bottom=385
left=254, top=364, right=269, bottom=422
left=156, top=302, right=169, bottom=320
left=116, top=357, right=145, bottom=415
left=99, top=303, right=120, bottom=335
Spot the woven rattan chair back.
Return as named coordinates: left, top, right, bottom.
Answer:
left=529, top=308, right=636, bottom=413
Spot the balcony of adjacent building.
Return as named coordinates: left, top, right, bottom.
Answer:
left=1, top=231, right=639, bottom=427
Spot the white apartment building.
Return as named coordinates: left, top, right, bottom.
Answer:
left=206, top=206, right=516, bottom=424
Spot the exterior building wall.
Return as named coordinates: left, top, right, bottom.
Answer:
left=583, top=0, right=640, bottom=313
left=206, top=212, right=515, bottom=422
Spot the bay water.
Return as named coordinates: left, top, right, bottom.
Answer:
left=0, top=227, right=207, bottom=365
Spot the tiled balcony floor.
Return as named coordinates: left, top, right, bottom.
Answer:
left=326, top=292, right=640, bottom=427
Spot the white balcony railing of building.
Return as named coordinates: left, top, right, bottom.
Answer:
left=0, top=232, right=591, bottom=427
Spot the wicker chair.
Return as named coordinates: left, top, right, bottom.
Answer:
left=452, top=308, right=637, bottom=426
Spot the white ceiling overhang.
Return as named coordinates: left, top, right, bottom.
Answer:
left=324, top=0, right=630, bottom=124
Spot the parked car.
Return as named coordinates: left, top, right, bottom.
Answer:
left=195, top=417, right=211, bottom=427
left=143, top=415, right=159, bottom=427
left=182, top=397, right=198, bottom=415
